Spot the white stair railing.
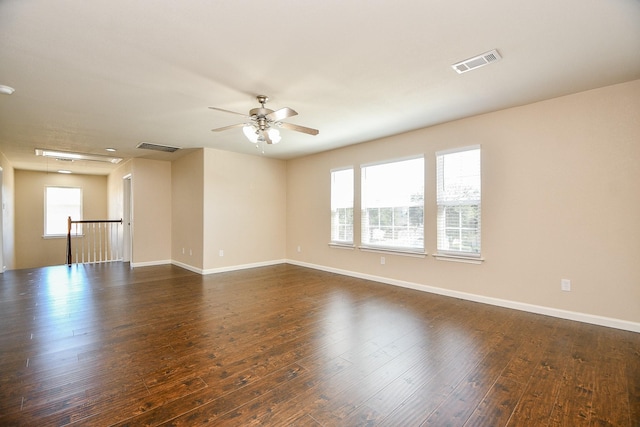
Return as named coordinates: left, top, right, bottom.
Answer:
left=66, top=217, right=123, bottom=265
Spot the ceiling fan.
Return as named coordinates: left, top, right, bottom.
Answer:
left=209, top=95, right=319, bottom=145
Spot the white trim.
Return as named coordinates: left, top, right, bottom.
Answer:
left=285, top=259, right=640, bottom=334
left=435, top=144, right=481, bottom=157
left=330, top=168, right=355, bottom=245
left=171, top=259, right=286, bottom=275
left=171, top=260, right=203, bottom=274
left=359, top=246, right=427, bottom=258
left=131, top=259, right=172, bottom=268
left=328, top=242, right=356, bottom=250
left=433, top=253, right=484, bottom=264
left=330, top=165, right=354, bottom=173
left=200, top=259, right=286, bottom=275
left=360, top=153, right=424, bottom=169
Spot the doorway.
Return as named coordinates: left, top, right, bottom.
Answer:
left=123, top=174, right=132, bottom=265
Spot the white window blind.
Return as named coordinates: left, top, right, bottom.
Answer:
left=361, top=157, right=424, bottom=252
left=45, top=186, right=82, bottom=236
left=436, top=147, right=481, bottom=256
left=331, top=168, right=354, bottom=244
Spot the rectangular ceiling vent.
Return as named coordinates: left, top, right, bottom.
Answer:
left=452, top=49, right=502, bottom=74
left=136, top=142, right=180, bottom=153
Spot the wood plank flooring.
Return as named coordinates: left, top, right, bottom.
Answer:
left=0, top=262, right=638, bottom=426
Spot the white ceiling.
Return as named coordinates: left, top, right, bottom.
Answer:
left=1, top=0, right=639, bottom=175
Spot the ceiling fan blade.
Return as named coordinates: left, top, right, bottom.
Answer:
left=208, top=106, right=250, bottom=117
left=211, top=123, right=245, bottom=132
left=266, top=107, right=297, bottom=122
left=279, top=122, right=319, bottom=136
left=260, top=129, right=274, bottom=144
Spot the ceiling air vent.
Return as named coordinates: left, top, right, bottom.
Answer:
left=452, top=49, right=502, bottom=74
left=136, top=142, right=180, bottom=153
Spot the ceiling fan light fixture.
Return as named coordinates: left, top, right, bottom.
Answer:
left=0, top=85, right=15, bottom=95
left=243, top=125, right=259, bottom=143
left=268, top=128, right=281, bottom=144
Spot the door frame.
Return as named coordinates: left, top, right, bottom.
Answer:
left=123, top=174, right=132, bottom=266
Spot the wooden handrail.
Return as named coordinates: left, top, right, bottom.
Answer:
left=67, top=217, right=123, bottom=265
left=69, top=219, right=124, bottom=224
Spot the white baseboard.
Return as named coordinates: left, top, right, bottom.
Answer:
left=201, top=259, right=286, bottom=275
left=286, top=259, right=640, bottom=334
left=131, top=259, right=172, bottom=268
left=170, top=258, right=286, bottom=275
left=171, top=260, right=203, bottom=274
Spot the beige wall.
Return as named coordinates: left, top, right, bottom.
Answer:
left=0, top=152, right=15, bottom=270
left=3, top=80, right=638, bottom=329
left=202, top=148, right=286, bottom=271
left=286, top=79, right=640, bottom=325
left=172, top=150, right=204, bottom=270
left=170, top=148, right=287, bottom=273
left=15, top=170, right=107, bottom=269
left=130, top=158, right=171, bottom=265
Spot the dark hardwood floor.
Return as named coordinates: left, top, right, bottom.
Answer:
left=0, top=262, right=638, bottom=426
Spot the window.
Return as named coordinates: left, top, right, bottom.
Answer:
left=331, top=168, right=354, bottom=244
left=361, top=157, right=424, bottom=252
left=436, top=146, right=481, bottom=256
left=45, top=186, right=82, bottom=236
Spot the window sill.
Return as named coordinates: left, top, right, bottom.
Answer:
left=328, top=242, right=356, bottom=250
left=42, top=234, right=84, bottom=239
left=433, top=253, right=484, bottom=264
left=359, top=246, right=427, bottom=258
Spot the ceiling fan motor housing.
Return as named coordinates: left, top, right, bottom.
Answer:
left=250, top=107, right=274, bottom=130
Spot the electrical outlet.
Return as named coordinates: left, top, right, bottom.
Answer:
left=297, top=245, right=301, bottom=253
left=219, top=249, right=224, bottom=257
left=380, top=256, right=385, bottom=265
left=561, top=279, right=571, bottom=292
left=182, top=248, right=185, bottom=254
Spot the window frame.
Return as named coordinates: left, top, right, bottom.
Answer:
left=44, top=186, right=83, bottom=237
left=360, top=156, right=425, bottom=254
left=435, top=145, right=482, bottom=261
left=330, top=167, right=355, bottom=246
